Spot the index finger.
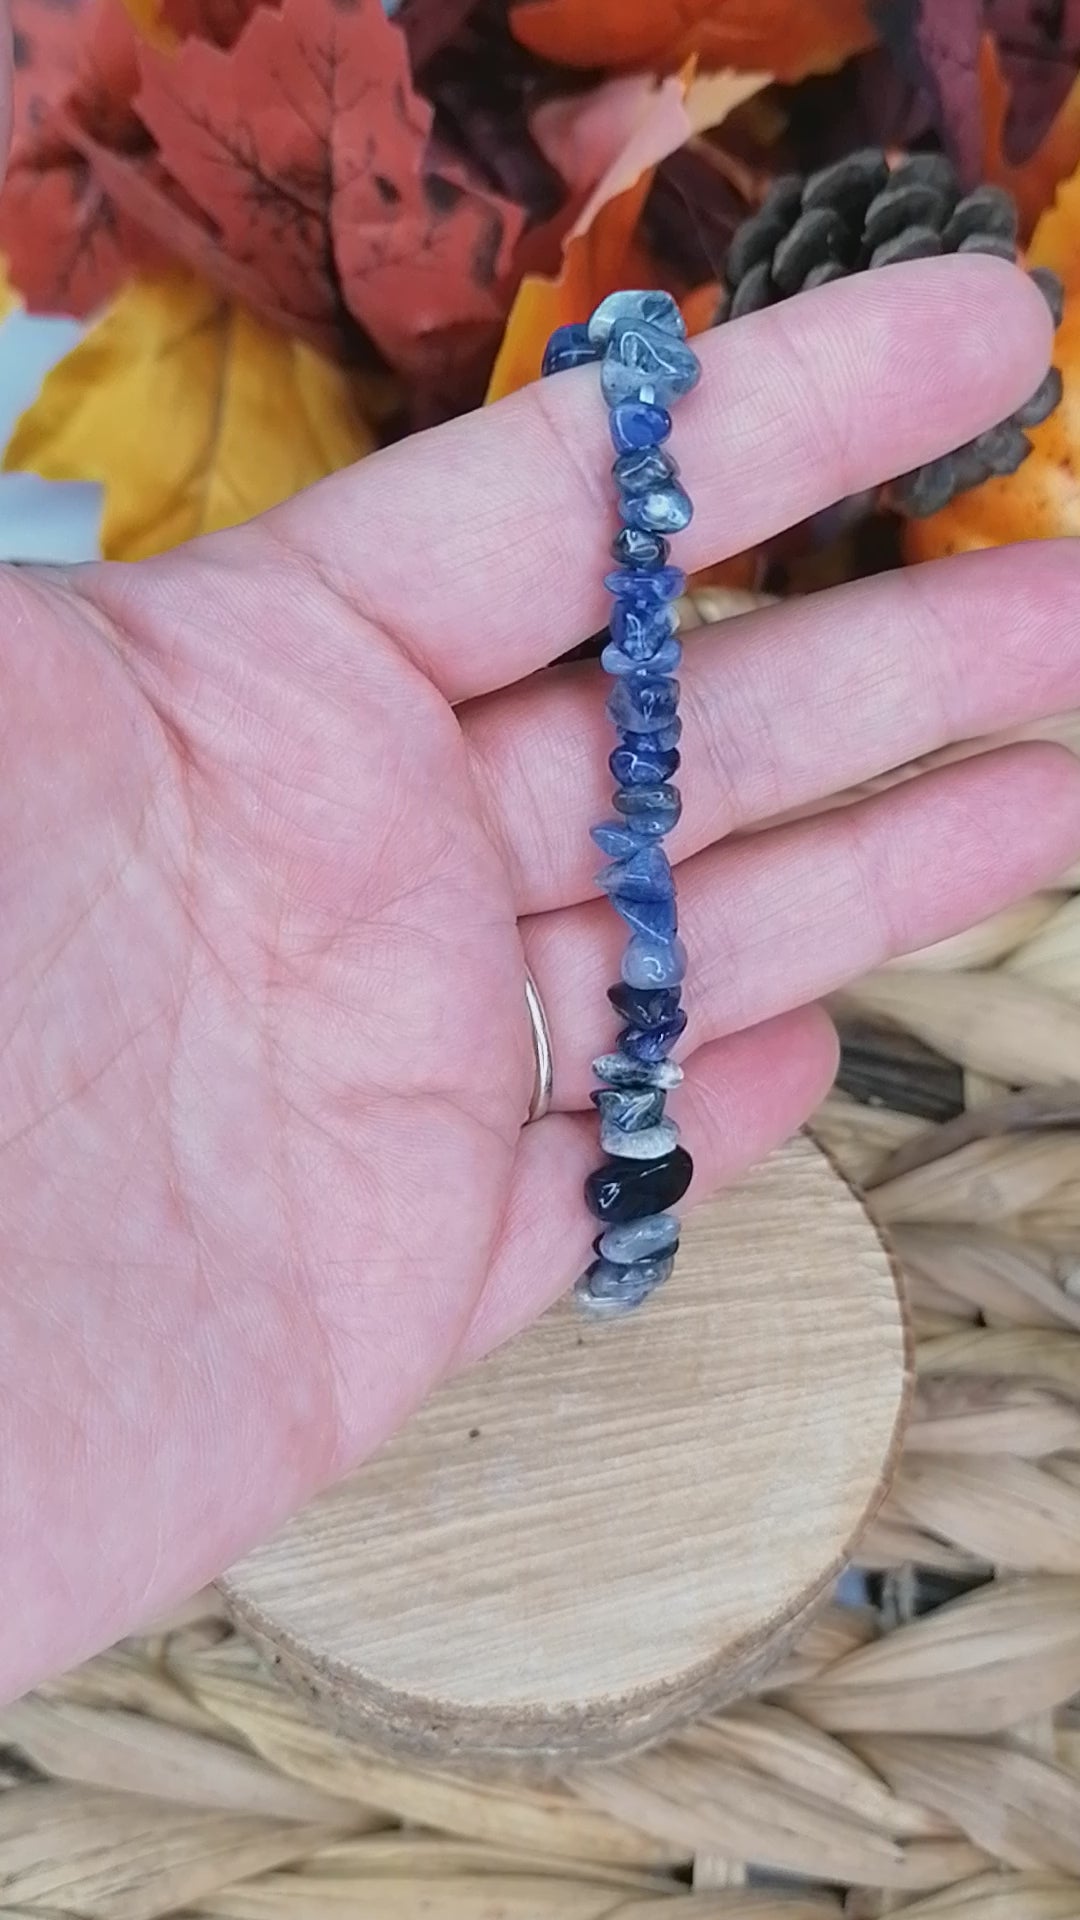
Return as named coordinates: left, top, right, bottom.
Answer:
left=268, top=256, right=1052, bottom=703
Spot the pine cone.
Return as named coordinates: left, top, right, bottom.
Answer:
left=719, top=149, right=1064, bottom=518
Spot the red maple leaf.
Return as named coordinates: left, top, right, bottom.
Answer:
left=1, top=0, right=167, bottom=315
left=158, top=0, right=272, bottom=46
left=0, top=114, right=168, bottom=314
left=10, top=0, right=89, bottom=150
left=134, top=0, right=524, bottom=375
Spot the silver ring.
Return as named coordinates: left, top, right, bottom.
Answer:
left=524, top=968, right=554, bottom=1123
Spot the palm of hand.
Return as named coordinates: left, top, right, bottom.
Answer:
left=5, top=255, right=1080, bottom=1697
left=6, top=536, right=530, bottom=1508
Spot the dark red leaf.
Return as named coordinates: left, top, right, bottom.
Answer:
left=643, top=144, right=747, bottom=288
left=394, top=0, right=479, bottom=73
left=420, top=0, right=571, bottom=226
left=849, top=44, right=935, bottom=154
left=987, top=0, right=1080, bottom=163
left=871, top=0, right=984, bottom=183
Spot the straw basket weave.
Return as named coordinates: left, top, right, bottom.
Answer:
left=3, top=594, right=1080, bottom=1919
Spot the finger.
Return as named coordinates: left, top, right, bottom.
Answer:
left=522, top=743, right=1080, bottom=1111
left=268, top=256, right=1052, bottom=703
left=455, top=1004, right=839, bottom=1363
left=463, top=540, right=1080, bottom=914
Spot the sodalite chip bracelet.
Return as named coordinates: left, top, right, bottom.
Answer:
left=540, top=291, right=702, bottom=1317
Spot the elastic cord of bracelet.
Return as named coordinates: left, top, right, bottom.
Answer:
left=540, top=292, right=702, bottom=1316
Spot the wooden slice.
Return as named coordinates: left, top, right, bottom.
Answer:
left=222, top=1133, right=909, bottom=1767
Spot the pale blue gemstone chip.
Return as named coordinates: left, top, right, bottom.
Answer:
left=587, top=289, right=687, bottom=348
left=622, top=933, right=688, bottom=989
left=600, top=317, right=702, bottom=409
left=599, top=1212, right=681, bottom=1263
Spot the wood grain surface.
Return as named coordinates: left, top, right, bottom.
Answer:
left=222, top=1133, right=909, bottom=1767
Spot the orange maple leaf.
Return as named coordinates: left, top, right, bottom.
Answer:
left=487, top=178, right=659, bottom=403
left=487, top=68, right=764, bottom=402
left=510, top=0, right=874, bottom=84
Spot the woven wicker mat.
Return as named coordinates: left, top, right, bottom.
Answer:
left=2, top=636, right=1079, bottom=1917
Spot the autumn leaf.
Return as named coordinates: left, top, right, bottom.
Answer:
left=532, top=74, right=693, bottom=209
left=4, top=269, right=377, bottom=558
left=0, top=260, right=16, bottom=323
left=34, top=0, right=146, bottom=151
left=119, top=0, right=275, bottom=47
left=1, top=112, right=189, bottom=317
left=980, top=34, right=1080, bottom=238
left=10, top=0, right=88, bottom=149
left=487, top=68, right=765, bottom=402
left=412, top=0, right=570, bottom=232
left=1, top=0, right=525, bottom=401
left=872, top=1, right=1080, bottom=224
left=1024, top=151, right=1080, bottom=291
left=0, top=125, right=167, bottom=317
left=986, top=0, right=1080, bottom=166
left=510, top=0, right=874, bottom=84
left=870, top=0, right=984, bottom=183
left=0, top=0, right=172, bottom=316
left=486, top=185, right=652, bottom=402
left=115, top=0, right=178, bottom=49
left=132, top=0, right=524, bottom=380
left=680, top=280, right=722, bottom=334
left=487, top=73, right=690, bottom=401
left=154, top=0, right=263, bottom=44
left=397, top=0, right=481, bottom=73
left=893, top=16, right=1080, bottom=560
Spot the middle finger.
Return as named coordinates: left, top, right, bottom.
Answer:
left=520, top=742, right=1080, bottom=1112
left=463, top=541, right=1080, bottom=915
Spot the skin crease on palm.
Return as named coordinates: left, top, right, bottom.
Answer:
left=4, top=46, right=1080, bottom=1699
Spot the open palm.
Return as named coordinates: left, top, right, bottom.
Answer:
left=4, top=253, right=1080, bottom=1697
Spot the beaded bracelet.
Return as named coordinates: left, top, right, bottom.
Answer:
left=540, top=292, right=702, bottom=1316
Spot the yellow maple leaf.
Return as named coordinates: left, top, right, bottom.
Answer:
left=0, top=258, right=18, bottom=324
left=116, top=0, right=179, bottom=49
left=5, top=270, right=378, bottom=560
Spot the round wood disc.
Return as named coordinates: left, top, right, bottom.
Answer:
left=222, top=1133, right=909, bottom=1766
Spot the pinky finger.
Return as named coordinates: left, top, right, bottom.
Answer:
left=454, top=1005, right=840, bottom=1365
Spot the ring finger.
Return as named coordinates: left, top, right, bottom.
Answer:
left=464, top=541, right=1080, bottom=917
left=521, top=743, right=1080, bottom=1111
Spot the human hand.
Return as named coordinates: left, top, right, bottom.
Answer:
left=2, top=254, right=1079, bottom=1694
